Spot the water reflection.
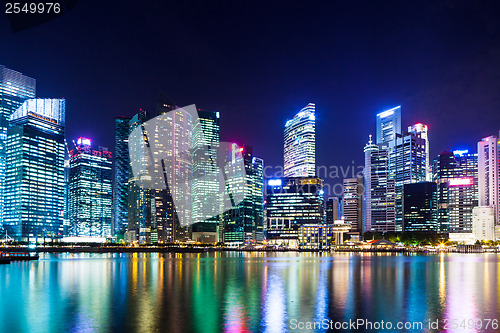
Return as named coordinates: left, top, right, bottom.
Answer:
left=1, top=252, right=500, bottom=332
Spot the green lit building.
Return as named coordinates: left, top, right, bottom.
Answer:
left=191, top=110, right=221, bottom=243
left=69, top=138, right=113, bottom=238
left=4, top=98, right=65, bottom=240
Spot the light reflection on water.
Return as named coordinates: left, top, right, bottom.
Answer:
left=0, top=252, right=500, bottom=332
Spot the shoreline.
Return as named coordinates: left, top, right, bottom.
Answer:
left=1, top=246, right=496, bottom=254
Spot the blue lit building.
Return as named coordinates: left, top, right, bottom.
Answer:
left=284, top=103, right=316, bottom=177
left=113, top=116, right=131, bottom=237
left=69, top=138, right=113, bottom=238
left=4, top=99, right=65, bottom=240
left=0, top=65, right=36, bottom=231
left=376, top=106, right=401, bottom=145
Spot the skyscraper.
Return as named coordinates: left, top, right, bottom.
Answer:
left=343, top=177, right=363, bottom=237
left=326, top=197, right=341, bottom=224
left=191, top=110, right=220, bottom=242
left=113, top=116, right=131, bottom=237
left=284, top=103, right=316, bottom=177
left=220, top=144, right=265, bottom=245
left=0, top=65, right=36, bottom=230
left=478, top=134, right=499, bottom=225
left=389, top=131, right=428, bottom=229
left=408, top=123, right=430, bottom=181
left=4, top=99, right=65, bottom=240
left=69, top=138, right=113, bottom=238
left=403, top=182, right=437, bottom=231
left=363, top=136, right=396, bottom=232
left=376, top=106, right=401, bottom=145
left=266, top=177, right=324, bottom=247
left=432, top=150, right=478, bottom=233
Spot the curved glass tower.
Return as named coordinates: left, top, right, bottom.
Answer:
left=284, top=103, right=316, bottom=177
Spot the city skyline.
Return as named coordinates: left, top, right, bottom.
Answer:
left=2, top=1, right=500, bottom=180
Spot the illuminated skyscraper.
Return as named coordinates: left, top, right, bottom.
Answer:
left=284, top=103, right=315, bottom=177
left=127, top=109, right=154, bottom=243
left=220, top=144, right=264, bottom=245
left=376, top=106, right=401, bottom=145
left=191, top=110, right=220, bottom=242
left=389, top=131, right=428, bottom=229
left=363, top=136, right=396, bottom=232
left=113, top=116, right=131, bottom=237
left=0, top=65, right=36, bottom=230
left=478, top=134, right=500, bottom=224
left=69, top=138, right=113, bottom=237
left=266, top=177, right=324, bottom=247
left=408, top=123, right=430, bottom=181
left=343, top=177, right=363, bottom=237
left=4, top=99, right=65, bottom=240
left=432, top=150, right=478, bottom=233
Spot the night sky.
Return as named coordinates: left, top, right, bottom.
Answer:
left=2, top=1, right=500, bottom=186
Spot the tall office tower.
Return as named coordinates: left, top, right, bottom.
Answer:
left=284, top=103, right=316, bottom=177
left=113, top=116, right=131, bottom=237
left=432, top=151, right=457, bottom=232
left=127, top=109, right=154, bottom=243
left=191, top=110, right=220, bottom=242
left=266, top=177, right=324, bottom=247
left=363, top=136, right=396, bottom=232
left=220, top=144, right=265, bottom=245
left=4, top=99, right=65, bottom=240
left=389, top=131, right=428, bottom=230
left=376, top=106, right=401, bottom=145
left=408, top=123, right=430, bottom=181
left=326, top=197, right=341, bottom=224
left=478, top=135, right=500, bottom=224
left=69, top=138, right=113, bottom=237
left=343, top=177, right=363, bottom=237
left=403, top=182, right=437, bottom=231
left=0, top=65, right=36, bottom=230
left=432, top=150, right=478, bottom=233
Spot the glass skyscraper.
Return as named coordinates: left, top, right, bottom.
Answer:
left=432, top=150, right=478, bottom=233
left=220, top=144, right=265, bottom=245
left=113, top=116, right=131, bottom=237
left=191, top=110, right=221, bottom=242
left=284, top=103, right=316, bottom=177
left=69, top=138, right=113, bottom=238
left=0, top=65, right=36, bottom=230
left=266, top=177, right=324, bottom=246
left=4, top=98, right=65, bottom=240
left=376, top=105, right=401, bottom=145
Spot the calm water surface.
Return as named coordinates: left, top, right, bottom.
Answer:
left=0, top=252, right=499, bottom=332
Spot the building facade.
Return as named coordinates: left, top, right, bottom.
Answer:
left=284, top=103, right=316, bottom=177
left=403, top=181, right=437, bottom=231
left=0, top=65, right=36, bottom=231
left=4, top=99, right=65, bottom=240
left=113, top=116, right=131, bottom=237
left=69, top=138, right=113, bottom=238
left=343, top=177, right=363, bottom=237
left=220, top=144, right=264, bottom=245
left=191, top=110, right=221, bottom=242
left=266, top=177, right=324, bottom=244
left=478, top=134, right=499, bottom=225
